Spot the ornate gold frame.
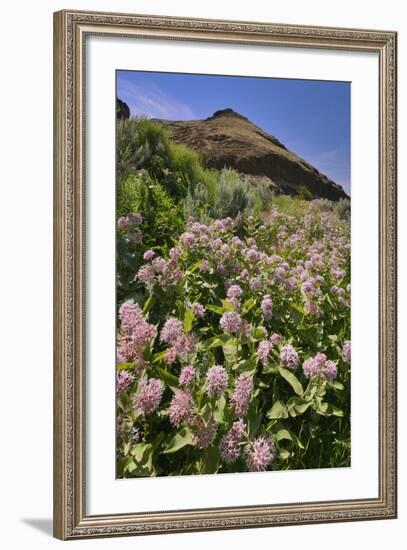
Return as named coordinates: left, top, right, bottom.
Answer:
left=53, top=9, right=397, bottom=540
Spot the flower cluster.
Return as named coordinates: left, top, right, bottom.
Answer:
left=219, top=420, right=246, bottom=463
left=230, top=374, right=254, bottom=417
left=160, top=317, right=197, bottom=363
left=169, top=389, right=194, bottom=427
left=245, top=436, right=275, bottom=472
left=117, top=212, right=143, bottom=244
left=280, top=344, right=300, bottom=369
left=206, top=365, right=228, bottom=398
left=302, top=352, right=338, bottom=380
left=116, top=199, right=350, bottom=477
left=117, top=300, right=157, bottom=364
left=133, top=378, right=163, bottom=417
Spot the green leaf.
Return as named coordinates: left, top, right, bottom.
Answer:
left=290, top=302, right=306, bottom=315
left=164, top=428, right=194, bottom=454
left=186, top=259, right=203, bottom=273
left=252, top=328, right=268, bottom=340
left=155, top=366, right=179, bottom=389
left=223, top=339, right=238, bottom=363
left=221, top=299, right=235, bottom=312
left=183, top=308, right=194, bottom=332
left=205, top=304, right=225, bottom=315
left=325, top=403, right=344, bottom=417
left=205, top=334, right=231, bottom=349
left=202, top=446, right=220, bottom=474
left=329, top=380, right=344, bottom=391
left=279, top=449, right=291, bottom=460
left=131, top=443, right=151, bottom=462
left=287, top=397, right=312, bottom=417
left=272, top=428, right=293, bottom=442
left=266, top=400, right=289, bottom=419
left=233, top=358, right=257, bottom=375
left=213, top=395, right=226, bottom=423
left=242, top=297, right=256, bottom=313
left=142, top=295, right=152, bottom=314
left=116, top=362, right=135, bottom=370
left=248, top=400, right=261, bottom=438
left=278, top=367, right=304, bottom=396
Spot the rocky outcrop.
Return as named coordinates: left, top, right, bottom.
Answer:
left=117, top=98, right=130, bottom=120
left=154, top=108, right=348, bottom=201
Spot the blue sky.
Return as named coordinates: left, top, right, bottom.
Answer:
left=117, top=71, right=351, bottom=194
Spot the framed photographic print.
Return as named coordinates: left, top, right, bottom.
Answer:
left=53, top=9, right=397, bottom=540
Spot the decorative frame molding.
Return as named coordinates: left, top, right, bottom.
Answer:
left=53, top=9, right=397, bottom=540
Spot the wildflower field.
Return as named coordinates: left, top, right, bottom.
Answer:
left=116, top=118, right=351, bottom=477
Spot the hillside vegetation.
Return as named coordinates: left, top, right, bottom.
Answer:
left=115, top=116, right=351, bottom=478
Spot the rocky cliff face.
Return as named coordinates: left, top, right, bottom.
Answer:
left=154, top=108, right=348, bottom=201
left=117, top=98, right=130, bottom=120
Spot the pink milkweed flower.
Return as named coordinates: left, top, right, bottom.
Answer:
left=179, top=365, right=196, bottom=386
left=261, top=295, right=273, bottom=321
left=206, top=365, right=228, bottom=398
left=180, top=232, right=196, bottom=247
left=193, top=416, right=218, bottom=449
left=143, top=249, right=156, bottom=261
left=133, top=378, right=163, bottom=417
left=342, top=340, right=351, bottom=364
left=227, top=285, right=243, bottom=299
left=193, top=302, right=206, bottom=318
left=258, top=339, right=272, bottom=366
left=116, top=370, right=134, bottom=393
left=220, top=311, right=248, bottom=335
left=245, top=436, right=275, bottom=472
left=160, top=317, right=183, bottom=345
left=280, top=344, right=299, bottom=369
left=169, top=389, right=194, bottom=427
left=230, top=374, right=254, bottom=417
left=270, top=333, right=282, bottom=346
left=219, top=420, right=246, bottom=463
left=323, top=360, right=338, bottom=380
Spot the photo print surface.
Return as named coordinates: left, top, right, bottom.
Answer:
left=115, top=70, right=351, bottom=479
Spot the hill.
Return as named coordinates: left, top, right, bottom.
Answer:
left=153, top=108, right=348, bottom=201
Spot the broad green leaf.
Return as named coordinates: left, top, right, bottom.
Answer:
left=183, top=308, right=194, bottom=332
left=303, top=380, right=318, bottom=402
left=242, top=297, right=256, bottom=313
left=202, top=446, right=220, bottom=474
left=155, top=366, right=179, bottom=389
left=287, top=397, right=312, bottom=417
left=116, top=362, right=135, bottom=370
left=223, top=340, right=238, bottom=363
left=290, top=302, right=306, bottom=315
left=329, top=380, right=344, bottom=391
left=272, top=428, right=293, bottom=442
left=278, top=367, right=304, bottom=396
left=233, top=358, right=257, bottom=375
left=131, top=443, right=152, bottom=462
left=325, top=403, right=344, bottom=417
left=253, top=328, right=268, bottom=340
left=152, top=350, right=167, bottom=364
left=205, top=334, right=231, bottom=349
left=248, top=400, right=261, bottom=438
left=279, top=449, right=291, bottom=460
left=164, top=428, right=194, bottom=454
left=205, top=304, right=225, bottom=315
left=213, top=395, right=226, bottom=423
left=221, top=299, right=235, bottom=312
left=266, top=400, right=289, bottom=419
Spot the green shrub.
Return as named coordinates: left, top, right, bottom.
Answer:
left=297, top=184, right=313, bottom=201
left=334, top=198, right=351, bottom=220
left=116, top=173, right=186, bottom=303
